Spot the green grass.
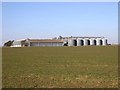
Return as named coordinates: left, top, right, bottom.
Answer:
left=2, top=46, right=118, bottom=88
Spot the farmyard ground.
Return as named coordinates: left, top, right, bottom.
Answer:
left=2, top=46, right=118, bottom=88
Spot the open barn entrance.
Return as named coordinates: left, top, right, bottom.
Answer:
left=100, top=40, right=103, bottom=45
left=93, top=40, right=97, bottom=45
left=74, top=40, right=77, bottom=46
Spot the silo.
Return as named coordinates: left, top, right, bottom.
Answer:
left=83, top=38, right=87, bottom=46
left=90, top=38, right=94, bottom=45
left=68, top=39, right=77, bottom=46
left=93, top=39, right=97, bottom=46
left=102, top=39, right=107, bottom=46
left=83, top=38, right=91, bottom=46
left=96, top=38, right=100, bottom=46
left=77, top=39, right=80, bottom=46
left=77, top=38, right=82, bottom=46
left=86, top=39, right=91, bottom=45
left=99, top=39, right=103, bottom=45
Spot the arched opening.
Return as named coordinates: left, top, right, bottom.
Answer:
left=87, top=40, right=90, bottom=45
left=100, top=40, right=103, bottom=45
left=74, top=40, right=77, bottom=46
left=93, top=40, right=97, bottom=45
left=81, top=40, right=84, bottom=46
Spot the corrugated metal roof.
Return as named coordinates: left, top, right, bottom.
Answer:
left=29, top=39, right=64, bottom=43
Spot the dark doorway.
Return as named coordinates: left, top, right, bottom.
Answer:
left=87, top=40, right=90, bottom=45
left=100, top=40, right=103, bottom=45
left=74, top=40, right=77, bottom=46
left=81, top=40, right=84, bottom=46
left=106, top=40, right=107, bottom=45
left=93, top=40, right=97, bottom=45
left=64, top=42, right=68, bottom=46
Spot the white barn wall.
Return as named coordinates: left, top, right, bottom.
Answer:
left=11, top=37, right=108, bottom=47
left=30, top=42, right=63, bottom=47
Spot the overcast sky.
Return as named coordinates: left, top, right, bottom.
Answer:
left=2, top=2, right=118, bottom=45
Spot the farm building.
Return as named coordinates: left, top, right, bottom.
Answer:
left=11, top=36, right=108, bottom=47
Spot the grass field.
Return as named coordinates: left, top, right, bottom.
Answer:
left=2, top=46, right=118, bottom=88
